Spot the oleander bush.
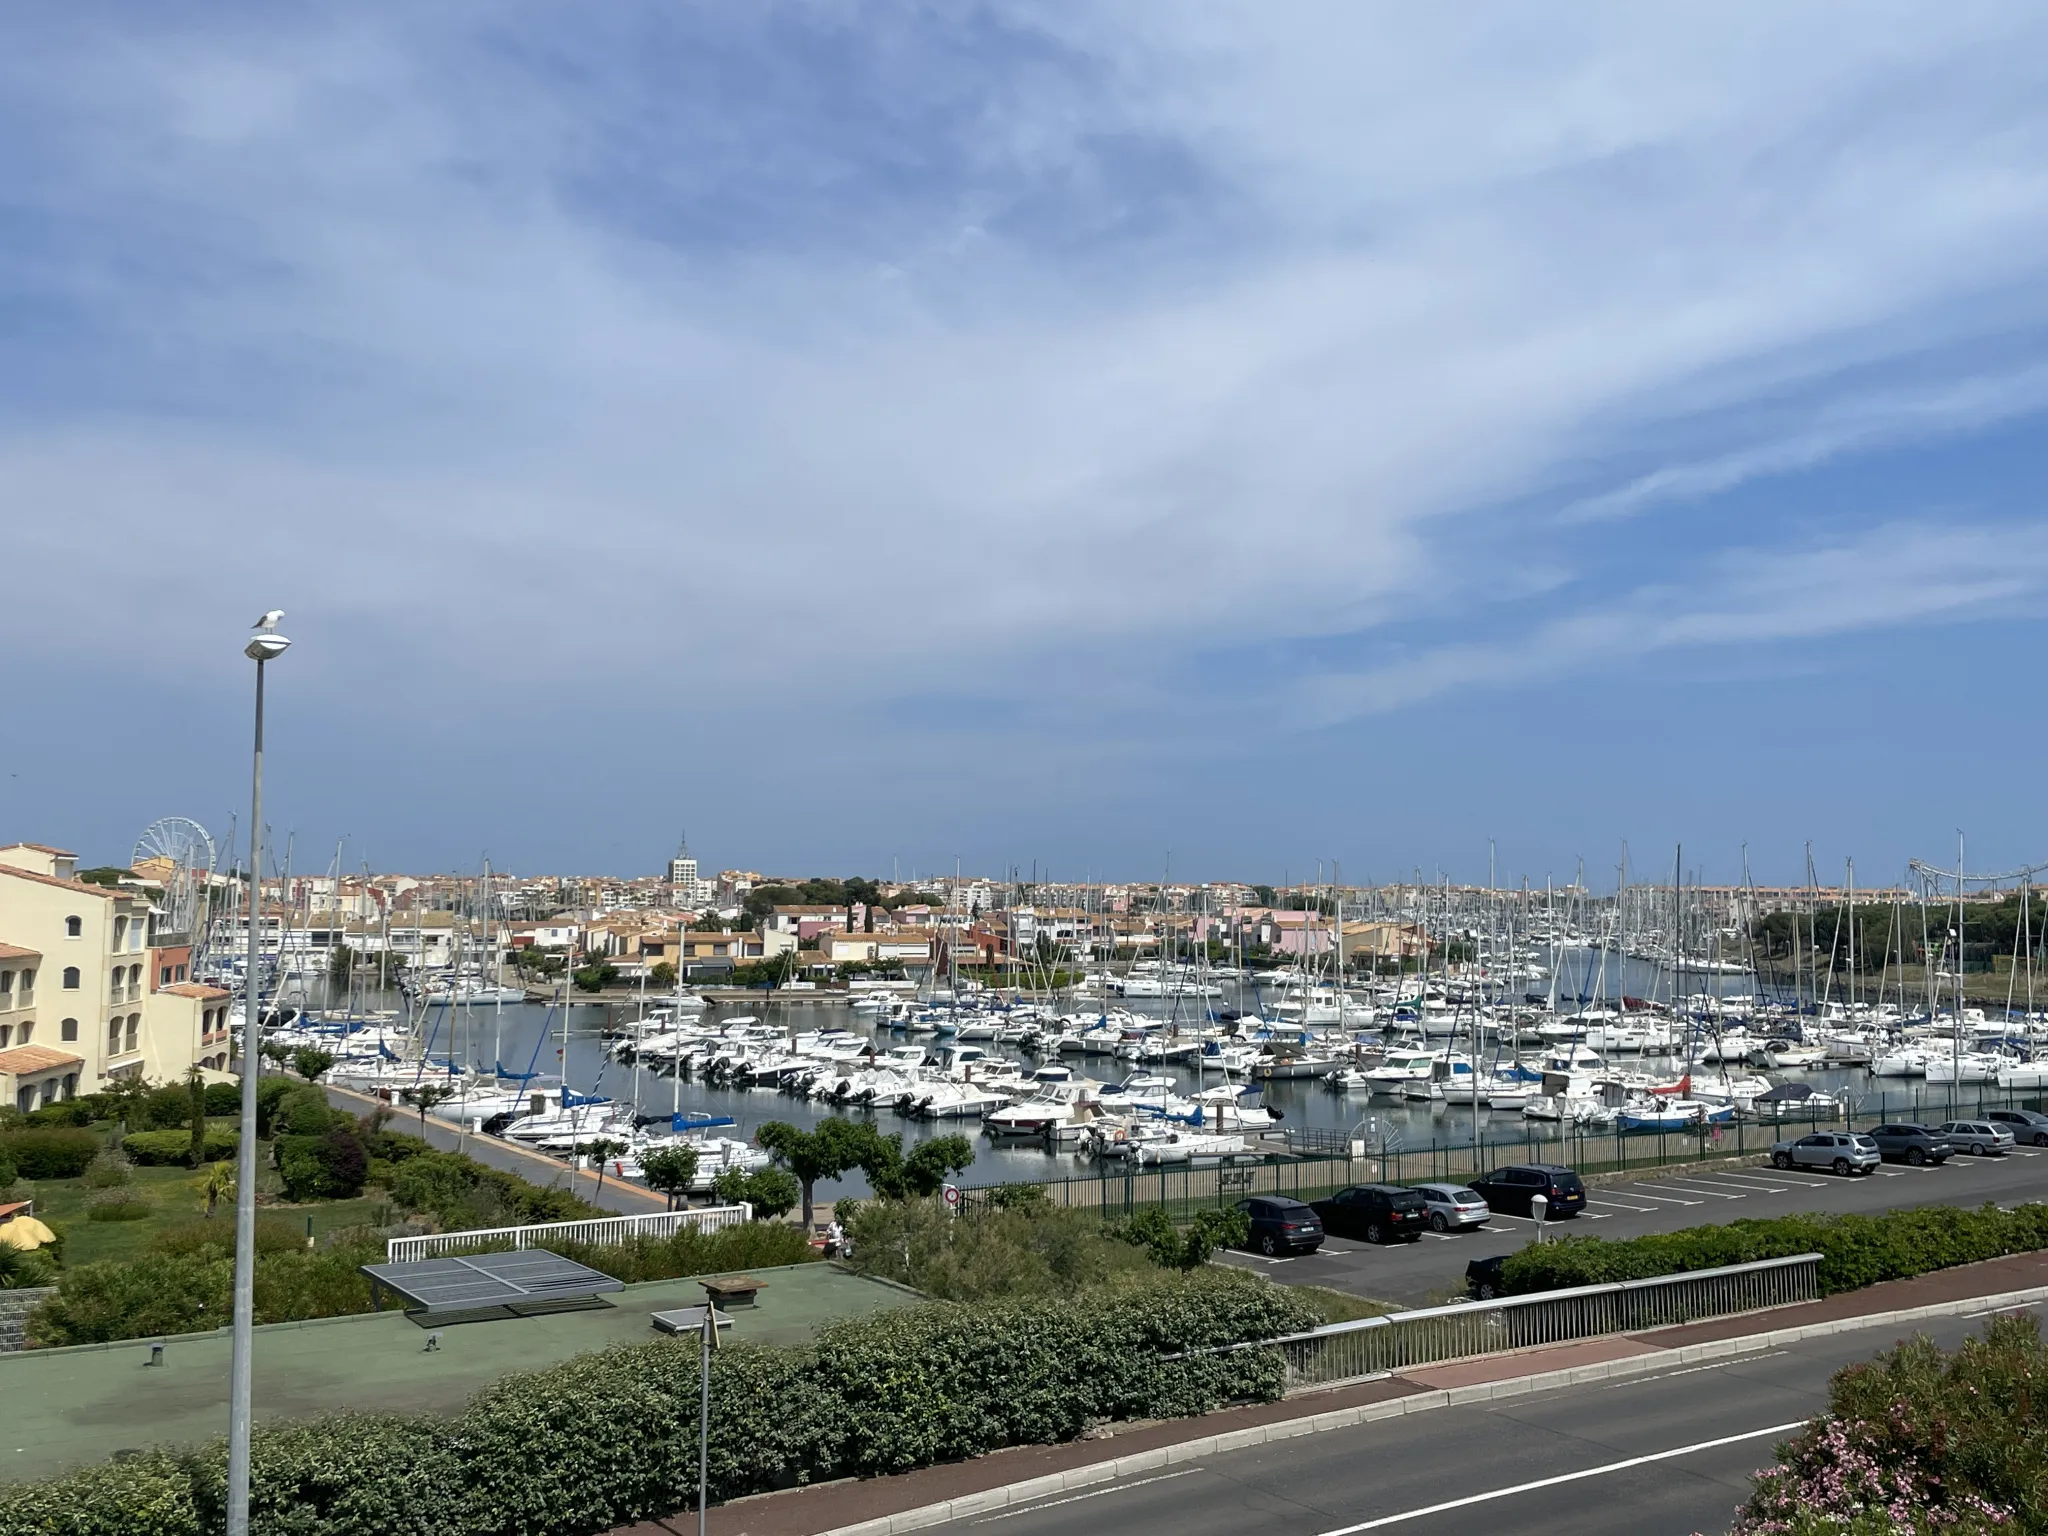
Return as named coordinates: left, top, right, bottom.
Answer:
left=0, top=1128, right=99, bottom=1180
left=83, top=1189, right=153, bottom=1222
left=0, top=1269, right=1315, bottom=1536
left=1727, top=1313, right=2048, bottom=1533
left=121, top=1127, right=237, bottom=1166
left=1502, top=1200, right=2048, bottom=1298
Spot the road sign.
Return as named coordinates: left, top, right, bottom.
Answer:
left=941, top=1183, right=961, bottom=1208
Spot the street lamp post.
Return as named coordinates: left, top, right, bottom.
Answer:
left=228, top=615, right=290, bottom=1536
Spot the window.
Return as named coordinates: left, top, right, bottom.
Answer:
left=160, top=966, right=171, bottom=987
left=125, top=1015, right=138, bottom=1052
left=130, top=964, right=142, bottom=988
left=60, top=1018, right=77, bottom=1042
left=0, top=1027, right=10, bottom=1048
left=107, top=1021, right=121, bottom=1055
left=61, top=966, right=79, bottom=989
left=61, top=1074, right=76, bottom=1100
left=113, top=916, right=126, bottom=949
left=65, top=916, right=81, bottom=938
left=176, top=964, right=187, bottom=982
left=18, top=969, right=31, bottom=1000
left=16, top=1023, right=29, bottom=1044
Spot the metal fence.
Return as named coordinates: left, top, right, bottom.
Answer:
left=385, top=1204, right=752, bottom=1262
left=959, top=1081, right=2048, bottom=1218
left=1206, top=1252, right=1822, bottom=1393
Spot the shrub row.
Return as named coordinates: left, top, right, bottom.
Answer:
left=1501, top=1200, right=2048, bottom=1297
left=0, top=1270, right=1316, bottom=1536
left=0, top=1128, right=99, bottom=1180
left=121, top=1128, right=237, bottom=1166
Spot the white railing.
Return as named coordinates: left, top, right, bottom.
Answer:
left=384, top=1204, right=753, bottom=1262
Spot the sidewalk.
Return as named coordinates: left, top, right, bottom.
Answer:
left=606, top=1252, right=2048, bottom=1536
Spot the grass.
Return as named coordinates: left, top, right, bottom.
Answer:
left=1294, top=1284, right=1395, bottom=1324
left=12, top=1120, right=390, bottom=1268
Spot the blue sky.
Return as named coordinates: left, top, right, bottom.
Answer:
left=5, top=4, right=2048, bottom=888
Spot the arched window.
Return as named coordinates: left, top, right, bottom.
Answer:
left=60, top=1017, right=77, bottom=1042
left=65, top=916, right=81, bottom=938
left=61, top=966, right=79, bottom=989
left=62, top=1074, right=77, bottom=1100
left=112, top=916, right=126, bottom=948
left=107, top=1020, right=121, bottom=1054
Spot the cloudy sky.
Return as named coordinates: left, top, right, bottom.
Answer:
left=5, top=4, right=2047, bottom=887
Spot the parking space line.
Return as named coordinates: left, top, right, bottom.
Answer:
left=1631, top=1181, right=1744, bottom=1200
left=1720, top=1169, right=1830, bottom=1187
left=1601, top=1188, right=1703, bottom=1206
left=1587, top=1199, right=1664, bottom=1213
left=1672, top=1176, right=1788, bottom=1194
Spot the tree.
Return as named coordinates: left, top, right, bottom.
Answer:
left=575, top=1138, right=629, bottom=1199
left=292, top=1047, right=336, bottom=1083
left=259, top=1041, right=291, bottom=1069
left=203, top=1161, right=236, bottom=1217
left=864, top=1133, right=975, bottom=1201
left=639, top=1144, right=700, bottom=1210
left=399, top=1083, right=455, bottom=1131
left=755, top=1119, right=888, bottom=1229
left=328, top=944, right=356, bottom=986
left=572, top=959, right=618, bottom=993
left=711, top=1166, right=799, bottom=1219
left=186, top=1070, right=208, bottom=1169
left=649, top=961, right=677, bottom=989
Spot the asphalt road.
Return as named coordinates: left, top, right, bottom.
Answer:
left=1221, top=1145, right=2048, bottom=1305
left=928, top=1304, right=2044, bottom=1536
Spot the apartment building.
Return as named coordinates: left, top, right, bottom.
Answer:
left=0, top=842, right=215, bottom=1107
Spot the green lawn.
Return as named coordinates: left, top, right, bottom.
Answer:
left=15, top=1122, right=389, bottom=1268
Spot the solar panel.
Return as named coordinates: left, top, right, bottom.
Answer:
left=361, top=1250, right=625, bottom=1318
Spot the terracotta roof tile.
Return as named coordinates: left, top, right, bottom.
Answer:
left=160, top=983, right=231, bottom=1000
left=0, top=1045, right=83, bottom=1075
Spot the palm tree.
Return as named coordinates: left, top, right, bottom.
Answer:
left=203, top=1161, right=236, bottom=1218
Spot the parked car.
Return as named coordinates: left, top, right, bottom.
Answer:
left=1987, top=1109, right=2048, bottom=1147
left=1862, top=1124, right=1953, bottom=1165
left=1465, top=1255, right=1508, bottom=1300
left=1310, top=1184, right=1428, bottom=1243
left=1936, top=1120, right=2015, bottom=1157
left=1467, top=1163, right=1587, bottom=1218
left=1412, top=1182, right=1491, bottom=1232
left=1771, top=1131, right=1880, bottom=1174
left=1233, top=1195, right=1325, bottom=1256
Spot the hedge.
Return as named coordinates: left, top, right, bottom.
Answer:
left=0, top=1270, right=1315, bottom=1536
left=122, top=1128, right=237, bottom=1166
left=1502, top=1200, right=2048, bottom=1297
left=0, top=1128, right=99, bottom=1179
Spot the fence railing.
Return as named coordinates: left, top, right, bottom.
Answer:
left=1201, top=1252, right=1822, bottom=1393
left=959, top=1081, right=2048, bottom=1217
left=385, top=1204, right=752, bottom=1262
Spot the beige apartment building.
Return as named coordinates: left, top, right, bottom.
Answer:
left=0, top=842, right=221, bottom=1110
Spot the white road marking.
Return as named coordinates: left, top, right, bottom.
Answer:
left=1314, top=1421, right=1808, bottom=1534
left=1634, top=1180, right=1746, bottom=1200
left=1617, top=1185, right=1709, bottom=1205
left=970, top=1468, right=1203, bottom=1522
left=1585, top=1197, right=1664, bottom=1213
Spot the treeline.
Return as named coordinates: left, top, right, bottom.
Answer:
left=1751, top=893, right=2048, bottom=972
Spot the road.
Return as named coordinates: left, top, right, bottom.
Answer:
left=925, top=1304, right=2042, bottom=1536
left=1221, top=1146, right=2048, bottom=1304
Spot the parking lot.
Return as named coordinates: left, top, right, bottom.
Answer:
left=1216, top=1142, right=2048, bottom=1305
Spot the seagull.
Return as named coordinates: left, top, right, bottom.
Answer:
left=252, top=609, right=285, bottom=631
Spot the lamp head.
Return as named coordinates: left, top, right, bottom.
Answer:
left=244, top=633, right=292, bottom=662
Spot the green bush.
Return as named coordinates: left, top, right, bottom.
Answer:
left=135, top=1084, right=193, bottom=1131
left=0, top=1128, right=100, bottom=1179
left=21, top=1100, right=98, bottom=1129
left=269, top=1086, right=338, bottom=1140
left=204, top=1082, right=241, bottom=1118
left=80, top=1151, right=132, bottom=1189
left=85, top=1190, right=154, bottom=1222
left=710, top=1167, right=800, bottom=1219
left=122, top=1127, right=237, bottom=1166
left=6, top=1269, right=1313, bottom=1531
left=273, top=1128, right=367, bottom=1202
left=1501, top=1200, right=2048, bottom=1298
left=850, top=1198, right=1158, bottom=1300
left=0, top=1149, right=19, bottom=1190
left=1734, top=1314, right=2048, bottom=1532
left=387, top=1149, right=596, bottom=1229
left=0, top=1244, right=55, bottom=1289
left=539, top=1221, right=818, bottom=1284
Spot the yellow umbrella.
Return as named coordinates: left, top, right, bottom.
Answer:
left=0, top=1217, right=55, bottom=1250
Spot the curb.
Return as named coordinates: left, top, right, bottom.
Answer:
left=818, top=1283, right=2048, bottom=1536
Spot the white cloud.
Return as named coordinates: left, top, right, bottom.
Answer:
left=3, top=3, right=2048, bottom=734
left=1295, top=520, right=2048, bottom=724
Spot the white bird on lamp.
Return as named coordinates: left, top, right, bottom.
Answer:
left=252, top=609, right=285, bottom=631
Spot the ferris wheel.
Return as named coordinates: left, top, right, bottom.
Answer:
left=133, top=817, right=217, bottom=937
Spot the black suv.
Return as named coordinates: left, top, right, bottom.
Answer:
left=1234, top=1196, right=1325, bottom=1257
left=1468, top=1163, right=1587, bottom=1218
left=1989, top=1109, right=2048, bottom=1147
left=1863, top=1123, right=1953, bottom=1165
left=1310, top=1184, right=1428, bottom=1244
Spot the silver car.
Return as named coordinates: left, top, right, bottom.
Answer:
left=1936, top=1120, right=2015, bottom=1157
left=1771, top=1131, right=1881, bottom=1174
left=1413, top=1182, right=1491, bottom=1232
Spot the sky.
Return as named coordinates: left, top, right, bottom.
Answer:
left=5, top=4, right=2048, bottom=890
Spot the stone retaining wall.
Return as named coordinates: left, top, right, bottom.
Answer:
left=0, top=1288, right=54, bottom=1352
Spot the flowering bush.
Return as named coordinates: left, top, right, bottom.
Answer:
left=1722, top=1315, right=2048, bottom=1534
